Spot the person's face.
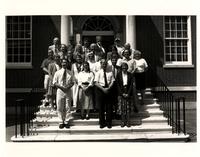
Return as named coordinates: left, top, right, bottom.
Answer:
left=83, top=63, right=89, bottom=72
left=53, top=38, right=59, bottom=45
left=124, top=50, right=130, bottom=59
left=115, top=40, right=120, bottom=46
left=61, top=45, right=66, bottom=52
left=121, top=64, right=128, bottom=73
left=77, top=46, right=82, bottom=52
left=101, top=60, right=107, bottom=70
left=84, top=40, right=89, bottom=47
left=67, top=51, right=72, bottom=58
left=48, top=51, right=53, bottom=58
left=76, top=56, right=82, bottom=63
left=88, top=53, right=94, bottom=60
left=124, top=44, right=130, bottom=50
left=62, top=60, right=67, bottom=69
left=90, top=45, right=95, bottom=52
left=54, top=55, right=60, bottom=62
left=134, top=53, right=141, bottom=60
left=111, top=58, right=117, bottom=66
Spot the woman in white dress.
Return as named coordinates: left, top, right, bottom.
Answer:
left=77, top=61, right=94, bottom=119
left=71, top=54, right=83, bottom=107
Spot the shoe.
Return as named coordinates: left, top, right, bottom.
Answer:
left=121, top=123, right=125, bottom=128
left=100, top=124, right=106, bottom=129
left=107, top=125, right=112, bottom=129
left=81, top=116, right=85, bottom=120
left=59, top=123, right=65, bottom=129
left=126, top=123, right=131, bottom=127
left=86, top=115, right=90, bottom=120
left=65, top=123, right=70, bottom=129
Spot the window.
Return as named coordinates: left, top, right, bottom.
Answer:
left=6, top=16, right=32, bottom=68
left=164, top=16, right=192, bottom=67
left=83, top=16, right=113, bottom=31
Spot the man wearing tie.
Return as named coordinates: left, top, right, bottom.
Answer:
left=48, top=37, right=61, bottom=56
left=52, top=59, right=74, bottom=129
left=94, top=59, right=115, bottom=128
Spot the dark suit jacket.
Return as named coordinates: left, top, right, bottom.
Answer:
left=116, top=71, right=133, bottom=97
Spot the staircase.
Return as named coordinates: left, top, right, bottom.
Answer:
left=11, top=89, right=189, bottom=142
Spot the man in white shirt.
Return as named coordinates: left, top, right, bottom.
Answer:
left=94, top=59, right=115, bottom=128
left=48, top=37, right=61, bottom=56
left=52, top=59, right=74, bottom=129
left=114, top=37, right=124, bottom=58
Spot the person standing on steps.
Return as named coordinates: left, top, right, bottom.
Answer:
left=48, top=37, right=61, bottom=56
left=41, top=49, right=54, bottom=106
left=133, top=50, right=148, bottom=105
left=77, top=61, right=94, bottom=120
left=94, top=59, right=115, bottom=129
left=48, top=54, right=61, bottom=110
left=116, top=63, right=134, bottom=127
left=52, top=59, right=74, bottom=129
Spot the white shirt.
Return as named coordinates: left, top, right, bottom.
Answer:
left=94, top=69, right=115, bottom=87
left=117, top=57, right=135, bottom=73
left=77, top=71, right=94, bottom=86
left=122, top=72, right=128, bottom=86
left=53, top=68, right=74, bottom=96
left=88, top=60, right=96, bottom=73
left=134, top=58, right=148, bottom=73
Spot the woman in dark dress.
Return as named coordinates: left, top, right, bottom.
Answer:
left=116, top=62, right=134, bottom=127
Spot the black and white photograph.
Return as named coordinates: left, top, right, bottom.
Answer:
left=1, top=0, right=199, bottom=157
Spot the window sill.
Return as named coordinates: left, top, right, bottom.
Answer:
left=163, top=64, right=195, bottom=68
left=6, top=64, right=33, bottom=69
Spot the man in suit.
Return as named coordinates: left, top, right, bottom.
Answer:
left=94, top=59, right=115, bottom=128
left=48, top=37, right=61, bottom=56
left=52, top=59, right=74, bottom=129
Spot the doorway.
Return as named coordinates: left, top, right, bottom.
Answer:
left=82, top=35, right=114, bottom=53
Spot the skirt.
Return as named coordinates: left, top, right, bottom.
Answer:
left=135, top=72, right=146, bottom=90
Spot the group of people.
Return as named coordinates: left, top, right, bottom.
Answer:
left=41, top=36, right=148, bottom=129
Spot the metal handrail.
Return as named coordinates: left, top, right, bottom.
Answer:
left=149, top=65, right=186, bottom=135
left=14, top=76, right=44, bottom=138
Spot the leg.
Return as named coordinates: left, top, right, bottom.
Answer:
left=106, top=94, right=113, bottom=128
left=96, top=88, right=105, bottom=128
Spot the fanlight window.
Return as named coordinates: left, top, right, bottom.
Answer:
left=83, top=16, right=113, bottom=31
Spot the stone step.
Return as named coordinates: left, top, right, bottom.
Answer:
left=38, top=103, right=161, bottom=113
left=11, top=133, right=190, bottom=142
left=32, top=116, right=168, bottom=126
left=35, top=107, right=164, bottom=118
left=29, top=124, right=172, bottom=135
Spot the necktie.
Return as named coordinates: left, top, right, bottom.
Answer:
left=62, top=69, right=66, bottom=86
left=104, top=70, right=108, bottom=87
left=113, top=66, right=116, bottom=79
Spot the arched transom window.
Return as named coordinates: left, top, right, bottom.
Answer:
left=82, top=16, right=113, bottom=31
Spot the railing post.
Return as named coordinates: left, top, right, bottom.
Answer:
left=182, top=97, right=186, bottom=135
left=18, top=99, right=25, bottom=137
left=171, top=96, right=174, bottom=133
left=15, top=100, right=19, bottom=138
left=177, top=98, right=181, bottom=134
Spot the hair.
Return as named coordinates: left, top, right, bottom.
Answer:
left=83, top=61, right=90, bottom=72
left=122, top=49, right=131, bottom=57
left=121, top=62, right=128, bottom=69
left=134, top=50, right=142, bottom=56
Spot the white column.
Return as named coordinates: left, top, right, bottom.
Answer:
left=61, top=15, right=70, bottom=45
left=126, top=15, right=136, bottom=50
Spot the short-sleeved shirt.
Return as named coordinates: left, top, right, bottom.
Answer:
left=94, top=69, right=115, bottom=87
left=134, top=58, right=148, bottom=73
left=117, top=57, right=135, bottom=73
left=41, top=58, right=54, bottom=74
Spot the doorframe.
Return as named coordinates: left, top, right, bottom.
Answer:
left=82, top=31, right=114, bottom=36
